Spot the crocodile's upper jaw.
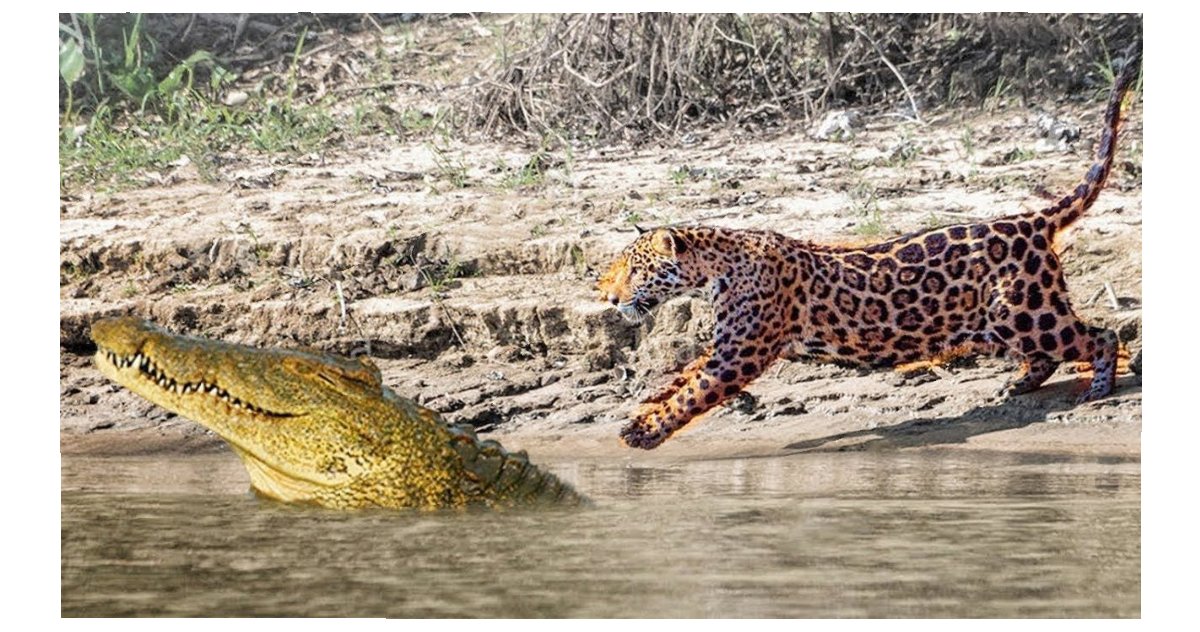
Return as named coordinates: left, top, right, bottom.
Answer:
left=91, top=317, right=359, bottom=502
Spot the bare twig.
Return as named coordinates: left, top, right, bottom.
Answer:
left=332, top=79, right=434, bottom=94
left=334, top=280, right=348, bottom=333
left=362, top=13, right=386, bottom=35
left=848, top=23, right=925, bottom=124
left=1103, top=281, right=1120, bottom=310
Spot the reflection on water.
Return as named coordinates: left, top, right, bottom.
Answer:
left=61, top=451, right=1139, bottom=617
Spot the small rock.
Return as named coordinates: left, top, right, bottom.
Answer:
left=572, top=372, right=610, bottom=388
left=1036, top=113, right=1081, bottom=142
left=774, top=400, right=808, bottom=416
left=222, top=91, right=250, bottom=107
left=1117, top=318, right=1140, bottom=343
left=442, top=352, right=475, bottom=369
left=888, top=366, right=939, bottom=387
left=736, top=191, right=761, bottom=205
left=810, top=110, right=862, bottom=141
left=584, top=350, right=615, bottom=371
left=400, top=269, right=427, bottom=292
left=486, top=345, right=521, bottom=363
left=731, top=392, right=758, bottom=415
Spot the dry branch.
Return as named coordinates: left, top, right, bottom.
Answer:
left=454, top=13, right=1140, bottom=144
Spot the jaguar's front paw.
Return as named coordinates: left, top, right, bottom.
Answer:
left=619, top=416, right=671, bottom=450
left=997, top=380, right=1036, bottom=398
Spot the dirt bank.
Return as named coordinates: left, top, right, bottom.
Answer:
left=59, top=111, right=1142, bottom=461
left=59, top=27, right=1142, bottom=463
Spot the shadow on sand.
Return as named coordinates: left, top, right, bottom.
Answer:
left=782, top=375, right=1141, bottom=453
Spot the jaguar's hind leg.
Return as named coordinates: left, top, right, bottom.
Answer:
left=1067, top=325, right=1119, bottom=403
left=991, top=310, right=1118, bottom=403
left=1000, top=353, right=1061, bottom=396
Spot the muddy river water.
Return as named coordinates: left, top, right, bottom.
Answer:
left=61, top=449, right=1138, bottom=617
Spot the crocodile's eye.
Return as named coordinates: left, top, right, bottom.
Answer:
left=283, top=357, right=381, bottom=391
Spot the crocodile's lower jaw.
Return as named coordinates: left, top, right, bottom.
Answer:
left=230, top=445, right=333, bottom=504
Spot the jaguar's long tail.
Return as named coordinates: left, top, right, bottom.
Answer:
left=1042, top=41, right=1141, bottom=233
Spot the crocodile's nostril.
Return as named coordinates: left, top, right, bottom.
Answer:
left=608, top=294, right=619, bottom=306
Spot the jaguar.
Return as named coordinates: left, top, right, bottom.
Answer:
left=597, top=44, right=1140, bottom=449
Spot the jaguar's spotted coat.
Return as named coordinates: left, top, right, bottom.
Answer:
left=597, top=45, right=1140, bottom=449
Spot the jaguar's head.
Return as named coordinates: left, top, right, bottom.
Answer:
left=596, top=227, right=698, bottom=323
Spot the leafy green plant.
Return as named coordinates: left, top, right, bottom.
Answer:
left=285, top=27, right=309, bottom=105
left=958, top=126, right=976, bottom=160
left=59, top=13, right=226, bottom=124
left=59, top=36, right=86, bottom=125
left=669, top=166, right=690, bottom=186
left=425, top=256, right=473, bottom=294
left=500, top=154, right=545, bottom=189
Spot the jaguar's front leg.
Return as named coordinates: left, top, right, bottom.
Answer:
left=639, top=346, right=714, bottom=405
left=621, top=341, right=779, bottom=449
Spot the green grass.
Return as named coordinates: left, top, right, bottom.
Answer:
left=846, top=178, right=879, bottom=216
left=921, top=212, right=949, bottom=230
left=426, top=140, right=470, bottom=190
left=1001, top=146, right=1037, bottom=164
left=498, top=156, right=545, bottom=189
left=425, top=256, right=473, bottom=295
left=886, top=140, right=922, bottom=168
left=958, top=126, right=976, bottom=160
left=668, top=166, right=690, bottom=186
left=60, top=98, right=336, bottom=192
left=854, top=212, right=887, bottom=238
left=59, top=13, right=344, bottom=193
left=569, top=244, right=586, bottom=276
left=984, top=76, right=1012, bottom=111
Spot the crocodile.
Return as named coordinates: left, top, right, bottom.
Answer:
left=90, top=316, right=585, bottom=509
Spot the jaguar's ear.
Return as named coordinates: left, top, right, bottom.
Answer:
left=635, top=224, right=650, bottom=235
left=650, top=229, right=689, bottom=256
